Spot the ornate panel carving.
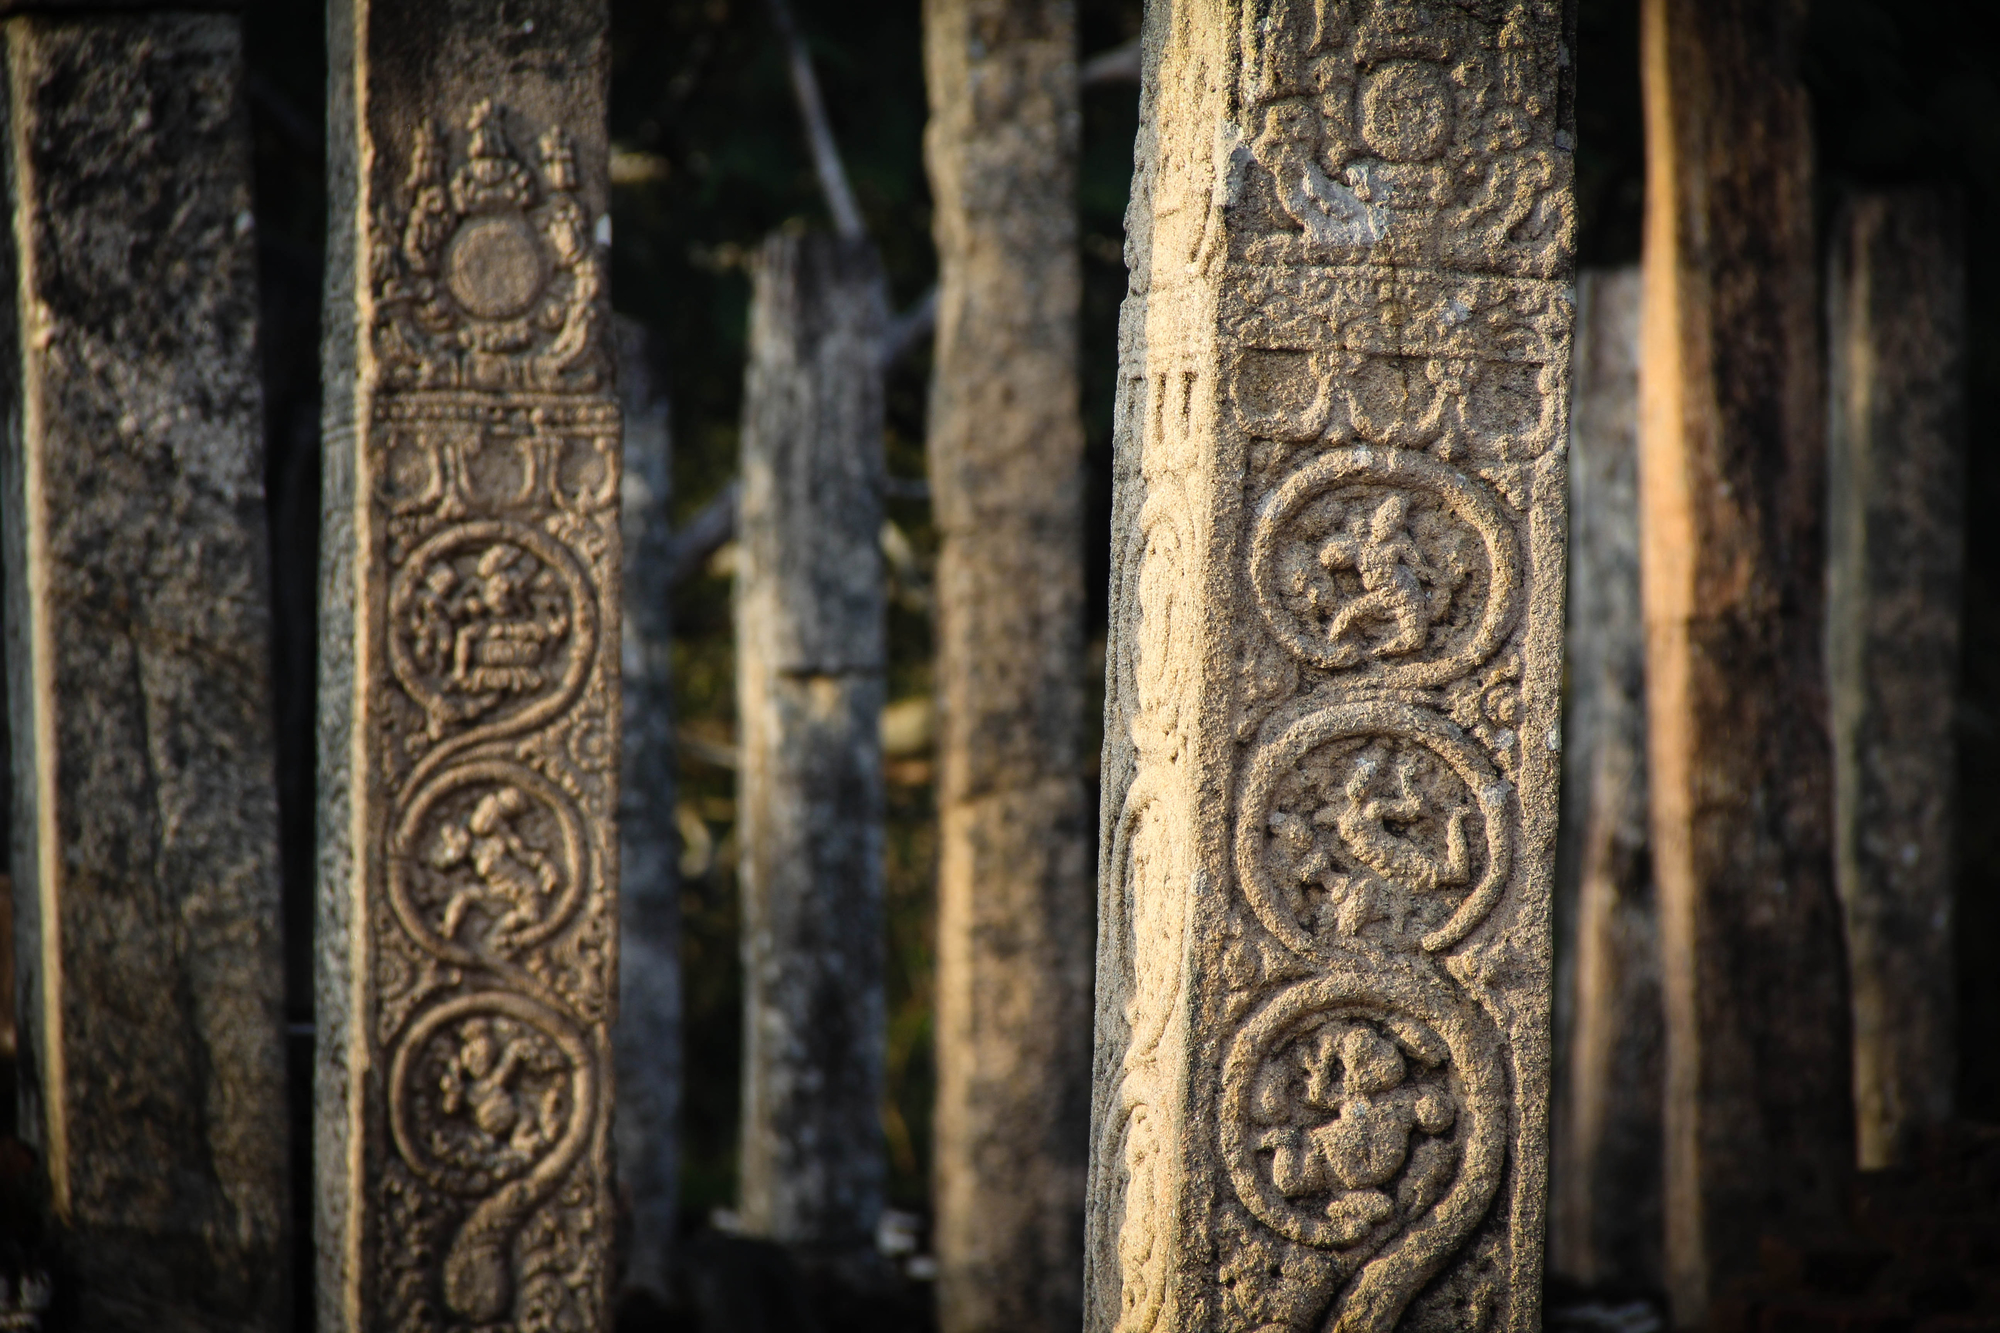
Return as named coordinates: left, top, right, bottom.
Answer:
left=1089, top=3, right=1569, bottom=1332
left=325, top=80, right=618, bottom=1333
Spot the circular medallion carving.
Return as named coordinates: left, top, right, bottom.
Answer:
left=1357, top=60, right=1454, bottom=163
left=1251, top=447, right=1519, bottom=686
left=1222, top=972, right=1505, bottom=1331
left=387, top=991, right=596, bottom=1325
left=445, top=214, right=547, bottom=319
left=1237, top=702, right=1512, bottom=956
left=389, top=758, right=590, bottom=963
left=389, top=519, right=596, bottom=743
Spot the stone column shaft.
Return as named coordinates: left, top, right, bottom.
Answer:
left=318, top=4, right=621, bottom=1330
left=615, top=317, right=682, bottom=1297
left=1550, top=267, right=1663, bottom=1292
left=923, top=2, right=1093, bottom=1329
left=1826, top=188, right=1965, bottom=1170
left=0, top=12, right=290, bottom=1328
left=1086, top=4, right=1573, bottom=1331
left=1638, top=0, right=1851, bottom=1323
left=735, top=229, right=887, bottom=1250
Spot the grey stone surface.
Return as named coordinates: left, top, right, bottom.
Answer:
left=614, top=316, right=682, bottom=1297
left=1085, top=4, right=1574, bottom=1331
left=0, top=14, right=289, bottom=1329
left=1638, top=0, right=1851, bottom=1322
left=735, top=229, right=887, bottom=1250
left=922, top=2, right=1092, bottom=1329
left=1549, top=268, right=1662, bottom=1292
left=318, top=3, right=620, bottom=1330
left=1826, top=188, right=1965, bottom=1171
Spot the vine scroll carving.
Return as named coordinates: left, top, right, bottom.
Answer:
left=1087, top=4, right=1571, bottom=1332
left=320, top=7, right=618, bottom=1330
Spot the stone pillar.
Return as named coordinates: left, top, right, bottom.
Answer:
left=922, top=3, right=1092, bottom=1329
left=1085, top=4, right=1573, bottom=1331
left=1638, top=0, right=1850, bottom=1323
left=1825, top=189, right=1965, bottom=1171
left=735, top=230, right=886, bottom=1251
left=0, top=13, right=290, bottom=1328
left=318, top=4, right=620, bottom=1330
left=614, top=317, right=681, bottom=1297
left=1550, top=267, right=1663, bottom=1291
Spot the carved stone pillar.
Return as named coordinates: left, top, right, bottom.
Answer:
left=734, top=230, right=887, bottom=1251
left=1639, top=0, right=1850, bottom=1323
left=1550, top=267, right=1662, bottom=1292
left=0, top=12, right=290, bottom=1329
left=922, top=1, right=1093, bottom=1328
left=318, top=5, right=620, bottom=1330
left=1826, top=188, right=1965, bottom=1170
left=1086, top=4, right=1573, bottom=1332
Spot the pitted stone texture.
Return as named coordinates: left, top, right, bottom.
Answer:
left=923, top=2, right=1092, bottom=1329
left=318, top=4, right=619, bottom=1331
left=735, top=230, right=888, bottom=1250
left=0, top=14, right=288, bottom=1330
left=1084, top=5, right=1572, bottom=1333
left=1826, top=189, right=1965, bottom=1170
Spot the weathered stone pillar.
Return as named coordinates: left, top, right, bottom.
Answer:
left=1086, top=5, right=1573, bottom=1331
left=1825, top=188, right=1965, bottom=1171
left=318, top=4, right=621, bottom=1329
left=1550, top=267, right=1662, bottom=1292
left=614, top=317, right=681, bottom=1297
left=0, top=13, right=290, bottom=1328
left=922, top=2, right=1092, bottom=1329
left=735, top=230, right=886, bottom=1250
left=1638, top=0, right=1850, bottom=1323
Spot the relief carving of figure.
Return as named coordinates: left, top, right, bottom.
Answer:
left=1249, top=1020, right=1459, bottom=1245
left=429, top=785, right=563, bottom=950
left=401, top=541, right=571, bottom=734
left=1314, top=493, right=1449, bottom=663
left=438, top=1015, right=565, bottom=1158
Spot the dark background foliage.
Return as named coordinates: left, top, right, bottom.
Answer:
left=233, top=0, right=1999, bottom=1315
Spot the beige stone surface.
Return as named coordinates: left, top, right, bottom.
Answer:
left=923, top=1, right=1093, bottom=1328
left=0, top=15, right=290, bottom=1330
left=318, top=4, right=620, bottom=1329
left=1086, top=4, right=1574, bottom=1331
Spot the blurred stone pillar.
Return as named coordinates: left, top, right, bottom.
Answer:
left=0, top=11, right=289, bottom=1328
left=1826, top=188, right=1965, bottom=1170
left=318, top=4, right=621, bottom=1329
left=1550, top=267, right=1663, bottom=1292
left=734, top=229, right=887, bottom=1252
left=922, top=2, right=1092, bottom=1329
left=614, top=317, right=682, bottom=1297
left=1638, top=0, right=1851, bottom=1323
left=1084, top=3, right=1574, bottom=1330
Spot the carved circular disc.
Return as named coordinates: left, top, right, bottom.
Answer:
left=1357, top=59, right=1454, bottom=162
left=1250, top=446, right=1519, bottom=686
left=445, top=214, right=548, bottom=319
left=388, top=990, right=593, bottom=1197
left=389, top=757, right=591, bottom=965
left=388, top=519, right=596, bottom=747
left=1236, top=701, right=1513, bottom=956
left=1221, top=971, right=1506, bottom=1330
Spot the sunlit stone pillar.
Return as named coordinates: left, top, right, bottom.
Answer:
left=0, top=11, right=290, bottom=1328
left=1086, top=3, right=1574, bottom=1330
left=318, top=4, right=621, bottom=1328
